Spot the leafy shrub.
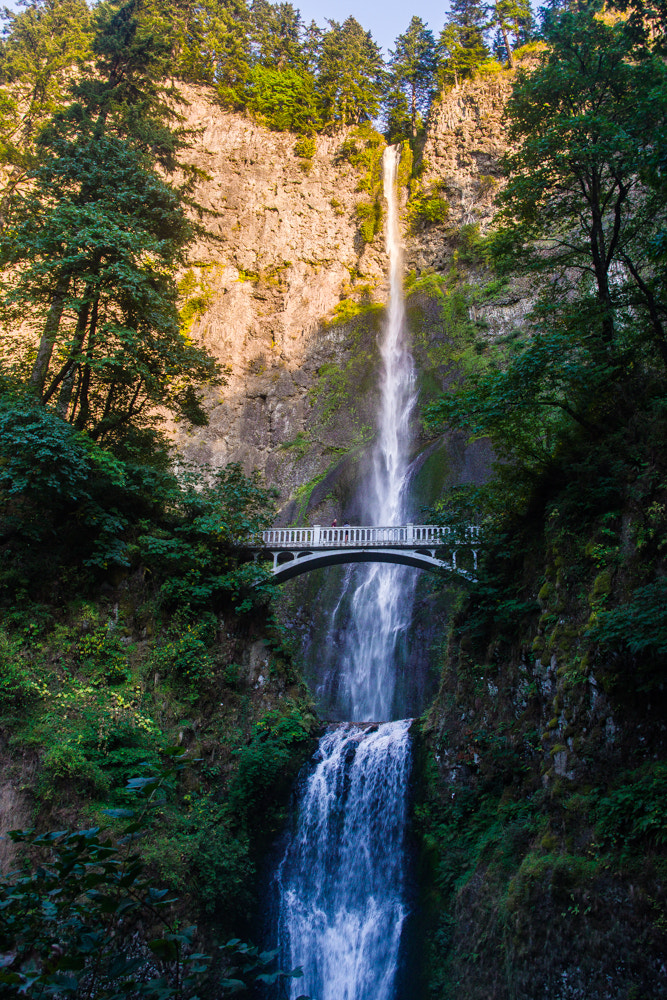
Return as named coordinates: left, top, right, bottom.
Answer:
left=410, top=190, right=449, bottom=229
left=0, top=396, right=123, bottom=513
left=294, top=135, right=316, bottom=159
left=595, top=764, right=667, bottom=854
left=0, top=758, right=303, bottom=998
left=355, top=198, right=383, bottom=243
left=228, top=708, right=314, bottom=828
left=41, top=742, right=110, bottom=796
left=0, top=630, right=46, bottom=706
left=154, top=627, right=214, bottom=688
left=248, top=65, right=320, bottom=133
left=587, top=577, right=667, bottom=668
left=78, top=626, right=129, bottom=684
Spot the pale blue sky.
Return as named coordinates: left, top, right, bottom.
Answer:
left=296, top=1, right=450, bottom=54
left=2, top=0, right=450, bottom=56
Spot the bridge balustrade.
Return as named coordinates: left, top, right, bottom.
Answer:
left=259, top=523, right=480, bottom=549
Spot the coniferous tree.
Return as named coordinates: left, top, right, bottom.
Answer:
left=438, top=0, right=489, bottom=85
left=302, top=18, right=323, bottom=73
left=0, top=0, right=92, bottom=215
left=1, top=0, right=220, bottom=438
left=317, top=17, right=385, bottom=128
left=489, top=0, right=533, bottom=66
left=388, top=16, right=437, bottom=138
left=429, top=6, right=667, bottom=469
left=384, top=84, right=412, bottom=144
left=250, top=0, right=304, bottom=69
left=163, top=0, right=252, bottom=107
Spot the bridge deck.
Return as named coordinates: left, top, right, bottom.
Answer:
left=252, top=523, right=480, bottom=550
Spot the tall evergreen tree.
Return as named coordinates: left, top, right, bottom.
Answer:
left=317, top=17, right=385, bottom=128
left=161, top=0, right=252, bottom=108
left=250, top=0, right=304, bottom=69
left=0, top=0, right=92, bottom=215
left=1, top=0, right=220, bottom=439
left=429, top=6, right=667, bottom=470
left=388, top=16, right=437, bottom=137
left=489, top=0, right=533, bottom=66
left=438, top=0, right=489, bottom=85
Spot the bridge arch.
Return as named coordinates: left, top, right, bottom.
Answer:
left=242, top=523, right=481, bottom=583
left=269, top=547, right=474, bottom=583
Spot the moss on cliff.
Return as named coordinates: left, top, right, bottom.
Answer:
left=414, top=395, right=667, bottom=999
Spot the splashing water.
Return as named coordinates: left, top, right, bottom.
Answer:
left=276, top=721, right=413, bottom=1000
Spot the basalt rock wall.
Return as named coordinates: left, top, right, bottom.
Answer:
left=172, top=71, right=528, bottom=521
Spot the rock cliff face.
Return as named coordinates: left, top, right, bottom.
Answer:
left=409, top=72, right=514, bottom=275
left=172, top=73, right=523, bottom=518
left=171, top=84, right=388, bottom=495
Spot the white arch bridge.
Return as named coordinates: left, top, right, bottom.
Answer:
left=245, top=524, right=481, bottom=583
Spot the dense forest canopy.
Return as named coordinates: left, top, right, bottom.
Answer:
left=0, top=0, right=535, bottom=145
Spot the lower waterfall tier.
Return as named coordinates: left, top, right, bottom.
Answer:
left=274, top=720, right=413, bottom=1000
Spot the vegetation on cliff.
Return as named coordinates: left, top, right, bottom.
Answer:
left=419, top=3, right=667, bottom=996
left=0, top=0, right=317, bottom=993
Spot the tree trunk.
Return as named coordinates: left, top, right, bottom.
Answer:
left=29, top=274, right=70, bottom=397
left=73, top=293, right=99, bottom=430
left=501, top=22, right=514, bottom=68
left=56, top=292, right=92, bottom=417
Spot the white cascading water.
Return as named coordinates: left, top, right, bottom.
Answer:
left=276, top=721, right=412, bottom=1000
left=318, top=144, right=419, bottom=723
left=275, top=147, right=418, bottom=1000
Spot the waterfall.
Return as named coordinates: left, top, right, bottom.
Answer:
left=275, top=146, right=418, bottom=1000
left=276, top=721, right=412, bottom=1000
left=315, top=145, right=419, bottom=724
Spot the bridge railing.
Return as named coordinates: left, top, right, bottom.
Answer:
left=257, top=524, right=481, bottom=549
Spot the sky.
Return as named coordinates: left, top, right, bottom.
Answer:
left=1, top=0, right=449, bottom=57
left=292, top=1, right=449, bottom=54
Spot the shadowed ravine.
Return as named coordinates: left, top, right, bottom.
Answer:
left=273, top=147, right=421, bottom=1000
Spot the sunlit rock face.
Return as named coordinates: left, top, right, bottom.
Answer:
left=171, top=74, right=529, bottom=521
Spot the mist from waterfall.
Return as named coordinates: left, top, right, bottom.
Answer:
left=274, top=146, right=419, bottom=1000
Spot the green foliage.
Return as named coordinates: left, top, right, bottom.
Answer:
left=587, top=577, right=667, bottom=667
left=0, top=756, right=306, bottom=997
left=0, top=0, right=93, bottom=194
left=387, top=16, right=437, bottom=140
left=438, top=0, right=489, bottom=86
left=228, top=706, right=314, bottom=829
left=595, top=764, right=667, bottom=854
left=339, top=123, right=385, bottom=244
left=294, top=134, right=316, bottom=158
left=0, top=0, right=222, bottom=440
left=355, top=198, right=383, bottom=243
left=170, top=0, right=252, bottom=107
left=135, top=462, right=277, bottom=613
left=408, top=183, right=449, bottom=230
left=248, top=63, right=320, bottom=133
left=153, top=616, right=216, bottom=688
left=279, top=429, right=312, bottom=458
left=0, top=395, right=100, bottom=504
left=317, top=17, right=385, bottom=128
left=0, top=394, right=277, bottom=608
left=0, top=629, right=47, bottom=706
left=77, top=625, right=130, bottom=684
left=178, top=268, right=214, bottom=336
